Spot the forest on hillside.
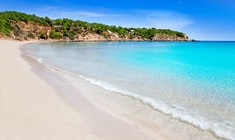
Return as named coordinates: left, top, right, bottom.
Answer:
left=0, top=11, right=188, bottom=41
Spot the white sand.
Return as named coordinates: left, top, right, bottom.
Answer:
left=0, top=40, right=220, bottom=140
left=0, top=40, right=167, bottom=140
left=0, top=40, right=99, bottom=139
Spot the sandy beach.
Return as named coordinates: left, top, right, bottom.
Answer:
left=0, top=40, right=164, bottom=140
left=0, top=40, right=220, bottom=140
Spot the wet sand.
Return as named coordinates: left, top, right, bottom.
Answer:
left=0, top=40, right=220, bottom=140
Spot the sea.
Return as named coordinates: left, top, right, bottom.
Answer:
left=23, top=41, right=235, bottom=140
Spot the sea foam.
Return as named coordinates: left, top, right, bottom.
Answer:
left=78, top=74, right=234, bottom=140
left=24, top=41, right=235, bottom=140
left=37, top=58, right=42, bottom=63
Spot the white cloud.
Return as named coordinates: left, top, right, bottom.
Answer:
left=134, top=10, right=194, bottom=30
left=52, top=0, right=70, bottom=5
left=61, top=11, right=126, bottom=18
left=30, top=8, right=194, bottom=31
left=41, top=6, right=57, bottom=12
left=59, top=10, right=194, bottom=30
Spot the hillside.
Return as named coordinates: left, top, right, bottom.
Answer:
left=0, top=11, right=189, bottom=41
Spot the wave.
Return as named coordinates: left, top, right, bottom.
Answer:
left=24, top=55, right=234, bottom=140
left=37, top=58, right=43, bottom=63
left=78, top=75, right=234, bottom=140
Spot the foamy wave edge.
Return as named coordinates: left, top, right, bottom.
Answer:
left=78, top=75, right=234, bottom=140
left=28, top=55, right=234, bottom=140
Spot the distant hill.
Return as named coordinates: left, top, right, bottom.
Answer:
left=0, top=11, right=189, bottom=41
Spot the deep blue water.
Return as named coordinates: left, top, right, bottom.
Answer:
left=25, top=41, right=235, bottom=139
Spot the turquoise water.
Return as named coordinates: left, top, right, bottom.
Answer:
left=24, top=41, right=235, bottom=139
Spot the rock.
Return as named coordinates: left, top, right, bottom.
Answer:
left=1, top=20, right=189, bottom=42
left=152, top=33, right=188, bottom=41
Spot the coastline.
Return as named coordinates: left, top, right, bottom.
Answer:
left=0, top=40, right=166, bottom=140
left=0, top=40, right=222, bottom=140
left=0, top=40, right=97, bottom=139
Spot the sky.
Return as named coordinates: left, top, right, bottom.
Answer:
left=1, top=0, right=235, bottom=40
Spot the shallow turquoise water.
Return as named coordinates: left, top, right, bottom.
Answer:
left=25, top=41, right=235, bottom=139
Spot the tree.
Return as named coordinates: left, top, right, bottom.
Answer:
left=45, top=16, right=52, bottom=25
left=49, top=30, right=62, bottom=39
left=0, top=11, right=187, bottom=40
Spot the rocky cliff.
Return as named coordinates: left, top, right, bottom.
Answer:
left=5, top=21, right=189, bottom=41
left=0, top=11, right=189, bottom=42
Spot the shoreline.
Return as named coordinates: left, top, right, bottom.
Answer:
left=0, top=40, right=166, bottom=140
left=0, top=40, right=222, bottom=140
left=2, top=38, right=193, bottom=42
left=0, top=40, right=98, bottom=139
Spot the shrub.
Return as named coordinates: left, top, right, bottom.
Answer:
left=27, top=32, right=35, bottom=38
left=49, top=30, right=62, bottom=39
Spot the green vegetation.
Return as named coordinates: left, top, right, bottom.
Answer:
left=0, top=11, right=187, bottom=40
left=49, top=30, right=62, bottom=39
left=27, top=32, right=35, bottom=38
left=0, top=11, right=51, bottom=35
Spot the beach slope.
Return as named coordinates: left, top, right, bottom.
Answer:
left=0, top=40, right=98, bottom=139
left=0, top=40, right=167, bottom=140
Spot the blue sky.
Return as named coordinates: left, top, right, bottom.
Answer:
left=1, top=0, right=235, bottom=40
